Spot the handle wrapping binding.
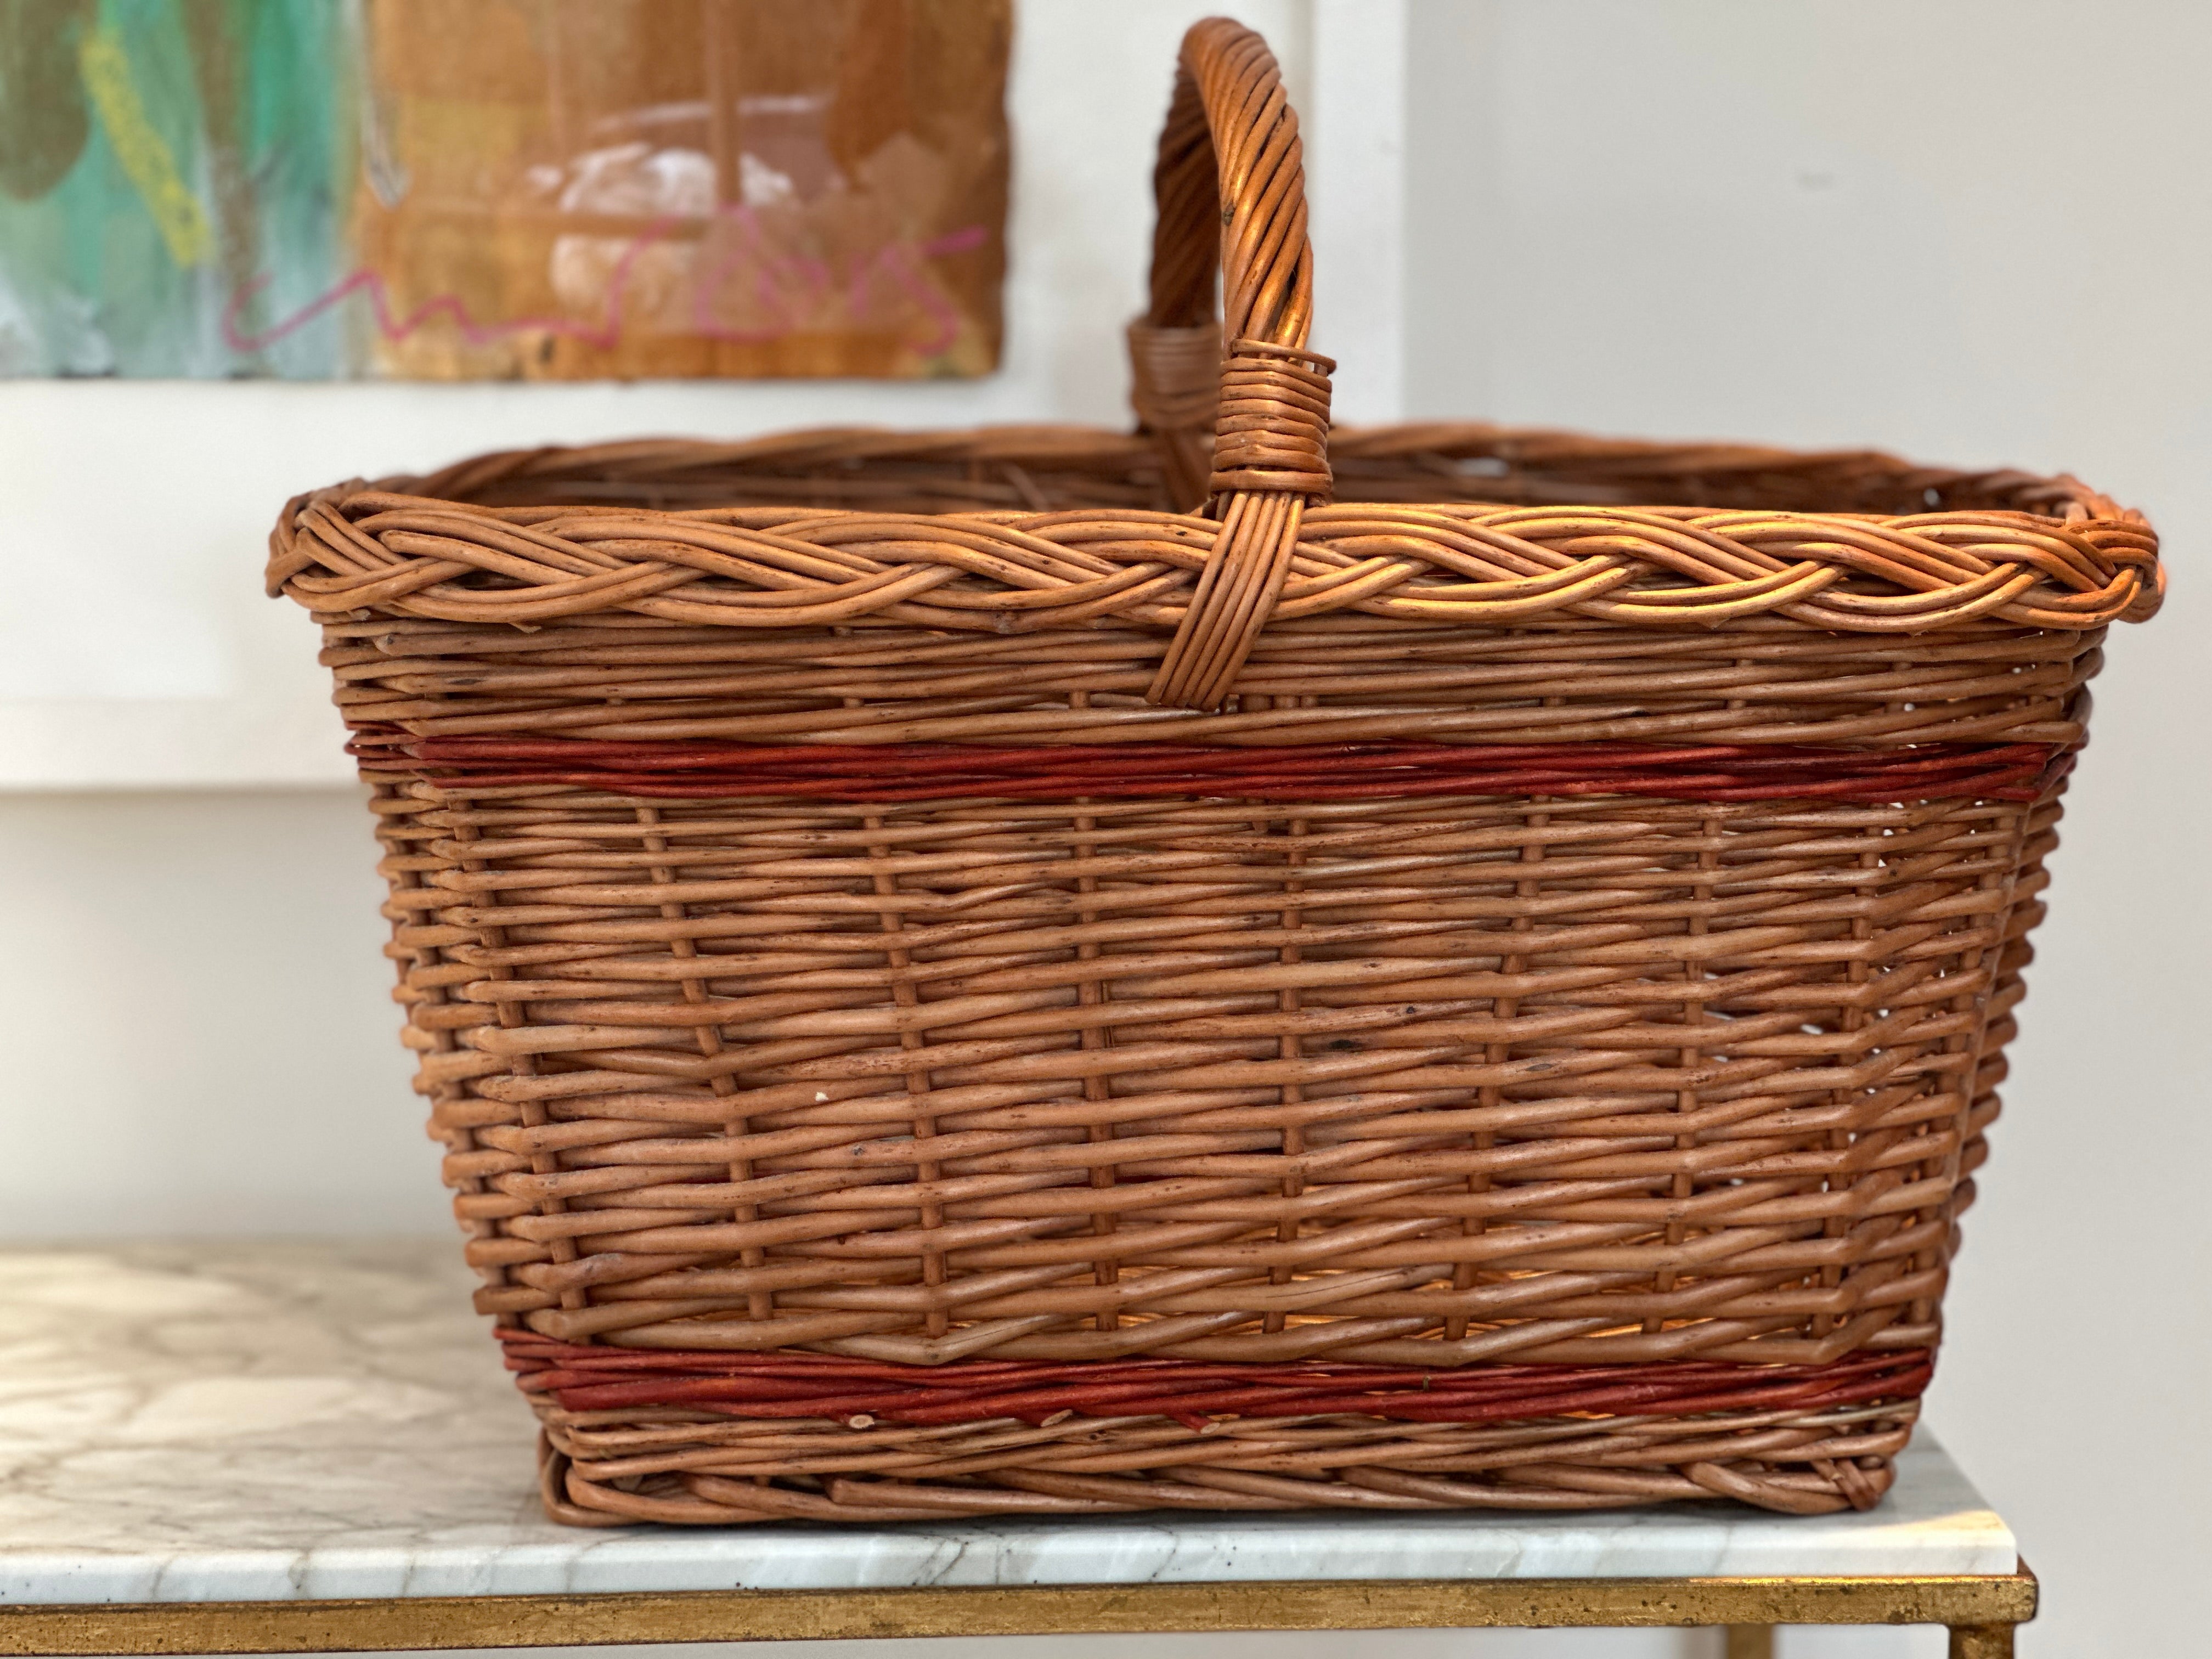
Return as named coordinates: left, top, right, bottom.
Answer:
left=1210, top=340, right=1334, bottom=500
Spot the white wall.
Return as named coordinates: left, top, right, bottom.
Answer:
left=3, top=3, right=2207, bottom=1656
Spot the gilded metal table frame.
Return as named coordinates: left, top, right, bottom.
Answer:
left=0, top=1562, right=2035, bottom=1657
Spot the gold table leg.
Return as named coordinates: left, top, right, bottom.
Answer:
left=1726, top=1620, right=2018, bottom=1656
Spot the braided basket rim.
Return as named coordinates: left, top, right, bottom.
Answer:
left=268, top=421, right=2163, bottom=642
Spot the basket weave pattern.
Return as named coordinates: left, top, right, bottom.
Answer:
left=272, top=20, right=2158, bottom=1525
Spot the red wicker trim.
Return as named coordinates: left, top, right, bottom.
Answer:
left=355, top=735, right=2067, bottom=805
left=498, top=1334, right=1932, bottom=1432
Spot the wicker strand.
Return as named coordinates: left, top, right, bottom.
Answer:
left=348, top=738, right=2067, bottom=805
left=504, top=1332, right=1931, bottom=1428
left=1148, top=488, right=1303, bottom=709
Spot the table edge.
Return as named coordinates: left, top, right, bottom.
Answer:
left=0, top=1565, right=2038, bottom=1653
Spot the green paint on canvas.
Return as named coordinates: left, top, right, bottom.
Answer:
left=0, top=0, right=349, bottom=375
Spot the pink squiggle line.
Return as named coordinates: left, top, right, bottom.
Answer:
left=225, top=219, right=991, bottom=362
left=871, top=224, right=990, bottom=355
left=222, top=217, right=682, bottom=355
left=686, top=215, right=990, bottom=354
left=687, top=202, right=820, bottom=346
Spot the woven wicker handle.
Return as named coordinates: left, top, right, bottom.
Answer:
left=1133, top=19, right=1336, bottom=712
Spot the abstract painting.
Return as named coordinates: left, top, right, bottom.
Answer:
left=0, top=0, right=1009, bottom=377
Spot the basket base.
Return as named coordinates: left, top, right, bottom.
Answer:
left=507, top=1335, right=1928, bottom=1526
left=534, top=1403, right=1915, bottom=1527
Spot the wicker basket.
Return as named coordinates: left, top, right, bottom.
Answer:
left=271, top=19, right=2160, bottom=1526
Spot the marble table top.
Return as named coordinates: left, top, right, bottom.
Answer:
left=0, top=1239, right=2016, bottom=1605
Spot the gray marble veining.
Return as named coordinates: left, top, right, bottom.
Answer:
left=0, top=1239, right=2015, bottom=1604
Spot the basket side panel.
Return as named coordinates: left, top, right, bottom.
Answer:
left=370, top=778, right=2053, bottom=1370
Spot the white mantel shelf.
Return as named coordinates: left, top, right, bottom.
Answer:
left=0, top=1239, right=2034, bottom=1652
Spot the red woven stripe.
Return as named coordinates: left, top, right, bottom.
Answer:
left=353, top=735, right=2067, bottom=806
left=495, top=1333, right=1932, bottom=1432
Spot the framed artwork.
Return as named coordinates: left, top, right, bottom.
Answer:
left=0, top=0, right=1011, bottom=378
